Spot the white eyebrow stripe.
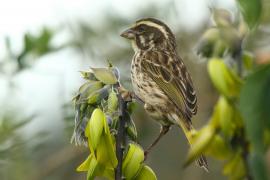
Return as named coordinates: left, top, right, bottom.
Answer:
left=136, top=21, right=169, bottom=39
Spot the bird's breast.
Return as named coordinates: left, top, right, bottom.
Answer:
left=131, top=52, right=168, bottom=105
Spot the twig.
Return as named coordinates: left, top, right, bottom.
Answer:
left=115, top=82, right=128, bottom=180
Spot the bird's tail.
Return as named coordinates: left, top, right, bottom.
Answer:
left=178, top=119, right=209, bottom=172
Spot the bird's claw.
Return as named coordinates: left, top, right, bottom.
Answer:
left=118, top=86, right=134, bottom=102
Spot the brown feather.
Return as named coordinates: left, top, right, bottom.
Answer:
left=141, top=50, right=197, bottom=120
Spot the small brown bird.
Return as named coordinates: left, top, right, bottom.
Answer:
left=121, top=18, right=208, bottom=171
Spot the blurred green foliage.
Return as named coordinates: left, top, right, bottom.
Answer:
left=237, top=0, right=262, bottom=28
left=240, top=64, right=270, bottom=180
left=0, top=25, right=68, bottom=180
left=191, top=0, right=270, bottom=179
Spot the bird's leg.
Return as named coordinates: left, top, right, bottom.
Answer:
left=144, top=125, right=170, bottom=160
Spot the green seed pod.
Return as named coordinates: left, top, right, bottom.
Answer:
left=92, top=108, right=117, bottom=168
left=122, top=143, right=144, bottom=179
left=134, top=165, right=157, bottom=180
left=223, top=152, right=246, bottom=179
left=107, top=90, right=118, bottom=113
left=96, top=133, right=117, bottom=168
left=208, top=58, right=243, bottom=98
left=217, top=96, right=236, bottom=138
left=86, top=108, right=105, bottom=150
left=126, top=118, right=138, bottom=141
left=205, top=135, right=232, bottom=160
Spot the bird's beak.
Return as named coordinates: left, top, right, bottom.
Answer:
left=120, top=28, right=136, bottom=39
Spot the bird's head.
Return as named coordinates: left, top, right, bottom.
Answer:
left=121, top=18, right=176, bottom=51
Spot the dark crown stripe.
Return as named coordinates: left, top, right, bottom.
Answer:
left=136, top=18, right=176, bottom=46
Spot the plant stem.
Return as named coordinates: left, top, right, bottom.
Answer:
left=234, top=44, right=254, bottom=180
left=115, top=83, right=128, bottom=180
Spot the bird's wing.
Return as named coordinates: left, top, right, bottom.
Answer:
left=141, top=51, right=197, bottom=120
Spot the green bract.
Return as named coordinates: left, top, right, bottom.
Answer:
left=107, top=90, right=118, bottom=113
left=87, top=85, right=110, bottom=104
left=76, top=81, right=103, bottom=104
left=91, top=67, right=118, bottom=85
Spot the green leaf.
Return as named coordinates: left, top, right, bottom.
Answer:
left=237, top=0, right=262, bottom=28
left=240, top=64, right=270, bottom=151
left=239, top=64, right=270, bottom=180
left=264, top=129, right=270, bottom=146
left=249, top=153, right=268, bottom=180
left=35, top=28, right=53, bottom=55
left=22, top=28, right=53, bottom=56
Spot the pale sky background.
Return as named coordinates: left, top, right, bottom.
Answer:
left=0, top=0, right=236, bottom=136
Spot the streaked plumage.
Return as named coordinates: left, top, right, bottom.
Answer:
left=121, top=18, right=208, bottom=171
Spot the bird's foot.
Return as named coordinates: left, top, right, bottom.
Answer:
left=117, top=86, right=134, bottom=102
left=143, top=125, right=171, bottom=161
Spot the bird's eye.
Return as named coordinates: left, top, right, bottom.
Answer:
left=137, top=25, right=146, bottom=32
